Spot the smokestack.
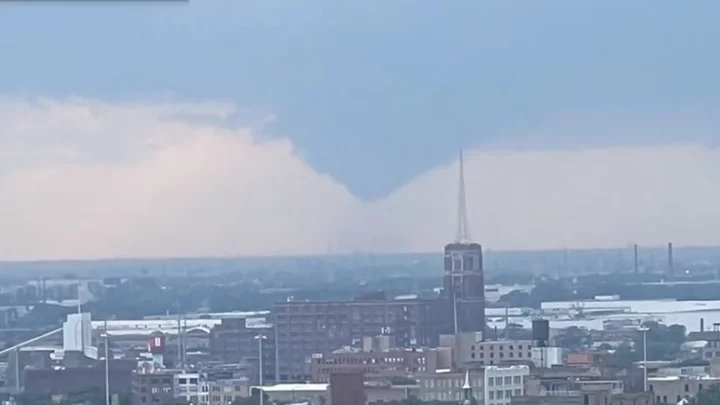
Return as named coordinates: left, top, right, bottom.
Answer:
left=633, top=244, right=638, bottom=274
left=668, top=242, right=674, bottom=278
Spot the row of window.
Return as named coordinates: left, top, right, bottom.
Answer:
left=487, top=376, right=523, bottom=386
left=423, top=378, right=482, bottom=389
left=487, top=389, right=522, bottom=400
left=472, top=344, right=531, bottom=351
left=471, top=352, right=531, bottom=359
left=138, top=387, right=172, bottom=394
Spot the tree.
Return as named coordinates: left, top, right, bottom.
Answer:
left=555, top=326, right=591, bottom=350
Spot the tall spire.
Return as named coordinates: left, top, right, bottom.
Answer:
left=455, top=150, right=472, bottom=244
left=462, top=369, right=471, bottom=390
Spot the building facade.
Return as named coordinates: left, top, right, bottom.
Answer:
left=416, top=371, right=483, bottom=402
left=310, top=347, right=442, bottom=382
left=209, top=318, right=275, bottom=383
left=648, top=376, right=720, bottom=405
left=131, top=370, right=175, bottom=405
left=458, top=339, right=535, bottom=366
left=208, top=377, right=251, bottom=405
left=442, top=243, right=486, bottom=334
left=273, top=295, right=441, bottom=381
left=174, top=372, right=210, bottom=405
left=484, top=365, right=530, bottom=405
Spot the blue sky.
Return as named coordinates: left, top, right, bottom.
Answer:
left=1, top=0, right=719, bottom=200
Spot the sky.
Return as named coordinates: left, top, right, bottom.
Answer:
left=1, top=1, right=720, bottom=260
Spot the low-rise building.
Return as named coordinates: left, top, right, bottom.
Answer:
left=648, top=375, right=720, bottom=405
left=511, top=391, right=654, bottom=405
left=445, top=334, right=534, bottom=367
left=258, top=383, right=328, bottom=404
left=416, top=371, right=483, bottom=402
left=208, top=377, right=251, bottom=405
left=131, top=370, right=175, bottom=405
left=484, top=365, right=530, bottom=405
left=310, top=347, right=446, bottom=382
left=175, top=372, right=210, bottom=405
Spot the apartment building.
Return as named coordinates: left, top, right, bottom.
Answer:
left=273, top=294, right=442, bottom=381
left=484, top=365, right=530, bottom=405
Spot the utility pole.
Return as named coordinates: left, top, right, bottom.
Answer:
left=103, top=320, right=110, bottom=405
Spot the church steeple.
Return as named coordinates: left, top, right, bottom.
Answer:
left=461, top=369, right=473, bottom=405
left=455, top=150, right=472, bottom=244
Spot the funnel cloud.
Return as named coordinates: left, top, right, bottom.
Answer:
left=0, top=98, right=718, bottom=260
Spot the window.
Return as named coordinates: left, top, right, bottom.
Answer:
left=513, top=376, right=521, bottom=384
left=489, top=391, right=494, bottom=400
left=518, top=345, right=523, bottom=350
left=495, top=377, right=502, bottom=385
left=649, top=385, right=653, bottom=391
left=506, top=390, right=512, bottom=397
left=496, top=390, right=504, bottom=399
left=514, top=389, right=521, bottom=395
left=489, top=378, right=494, bottom=386
left=509, top=345, right=514, bottom=350
left=151, top=387, right=159, bottom=394
left=504, top=377, right=512, bottom=385
left=179, top=378, right=187, bottom=384
left=685, top=384, right=690, bottom=392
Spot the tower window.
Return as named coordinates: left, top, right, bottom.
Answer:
left=464, top=257, right=474, bottom=271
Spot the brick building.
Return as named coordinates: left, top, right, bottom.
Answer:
left=273, top=294, right=442, bottom=381
left=329, top=373, right=365, bottom=405
left=310, top=347, right=444, bottom=382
